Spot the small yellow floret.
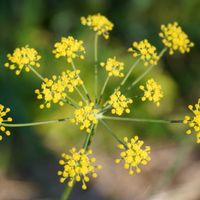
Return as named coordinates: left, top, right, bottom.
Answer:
left=128, top=39, right=159, bottom=66
left=101, top=57, right=124, bottom=77
left=115, top=136, right=151, bottom=175
left=52, top=36, right=85, bottom=63
left=139, top=79, right=163, bottom=107
left=0, top=104, right=13, bottom=141
left=183, top=98, right=200, bottom=143
left=108, top=91, right=133, bottom=116
left=159, top=22, right=194, bottom=55
left=71, top=102, right=99, bottom=133
left=58, top=148, right=101, bottom=190
left=5, top=46, right=41, bottom=75
left=35, top=70, right=83, bottom=109
left=81, top=13, right=114, bottom=39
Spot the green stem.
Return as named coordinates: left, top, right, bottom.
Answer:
left=29, top=66, right=44, bottom=81
left=66, top=96, right=79, bottom=108
left=94, top=34, right=99, bottom=102
left=83, top=132, right=92, bottom=150
left=127, top=48, right=167, bottom=90
left=75, top=87, right=87, bottom=104
left=60, top=185, right=73, bottom=200
left=83, top=125, right=96, bottom=150
left=98, top=76, right=110, bottom=104
left=100, top=120, right=124, bottom=145
left=71, top=61, right=91, bottom=102
left=120, top=58, right=140, bottom=87
left=102, top=116, right=183, bottom=124
left=1, top=118, right=70, bottom=127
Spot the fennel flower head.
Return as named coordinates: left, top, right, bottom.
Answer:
left=81, top=13, right=114, bottom=39
left=139, top=78, right=164, bottom=107
left=0, top=104, right=12, bottom=141
left=4, top=46, right=41, bottom=75
left=128, top=39, right=159, bottom=66
left=70, top=102, right=99, bottom=133
left=101, top=57, right=124, bottom=77
left=115, top=136, right=151, bottom=175
left=58, top=148, right=102, bottom=190
left=159, top=22, right=194, bottom=55
left=35, top=70, right=83, bottom=109
left=108, top=91, right=133, bottom=116
left=183, top=98, right=200, bottom=143
left=52, top=36, right=85, bottom=63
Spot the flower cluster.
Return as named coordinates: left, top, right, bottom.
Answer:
left=139, top=79, right=163, bottom=107
left=71, top=102, right=99, bottom=133
left=159, top=22, right=194, bottom=55
left=128, top=39, right=159, bottom=66
left=58, top=148, right=102, bottom=190
left=52, top=36, right=85, bottom=63
left=81, top=13, right=114, bottom=39
left=108, top=91, right=133, bottom=116
left=4, top=46, right=41, bottom=75
left=2, top=12, right=198, bottom=195
left=183, top=98, right=200, bottom=143
left=60, top=70, right=83, bottom=92
left=115, top=136, right=151, bottom=175
left=100, top=57, right=124, bottom=77
left=0, top=104, right=12, bottom=141
left=35, top=70, right=83, bottom=109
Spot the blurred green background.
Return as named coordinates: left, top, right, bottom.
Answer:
left=0, top=0, right=200, bottom=199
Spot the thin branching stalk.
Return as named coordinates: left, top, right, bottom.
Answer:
left=29, top=65, right=44, bottom=81
left=75, top=87, right=88, bottom=104
left=60, top=186, right=73, bottom=200
left=102, top=116, right=183, bottom=124
left=65, top=96, right=79, bottom=108
left=100, top=119, right=124, bottom=145
left=1, top=118, right=70, bottom=127
left=71, top=61, right=91, bottom=101
left=120, top=58, right=140, bottom=87
left=127, top=48, right=167, bottom=90
left=94, top=33, right=99, bottom=102
left=98, top=76, right=110, bottom=104
left=83, top=125, right=96, bottom=150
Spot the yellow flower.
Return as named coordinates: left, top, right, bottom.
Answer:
left=159, top=22, right=194, bottom=55
left=4, top=46, right=41, bottom=75
left=0, top=104, right=13, bottom=141
left=139, top=79, right=163, bottom=107
left=115, top=136, right=151, bottom=175
left=108, top=91, right=133, bottom=116
left=52, top=36, right=85, bottom=63
left=183, top=98, right=200, bottom=143
left=100, top=57, right=124, bottom=77
left=35, top=70, right=82, bottom=109
left=128, top=39, right=159, bottom=66
left=81, top=13, right=114, bottom=39
left=71, top=102, right=99, bottom=133
left=60, top=70, right=83, bottom=92
left=58, top=148, right=102, bottom=190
